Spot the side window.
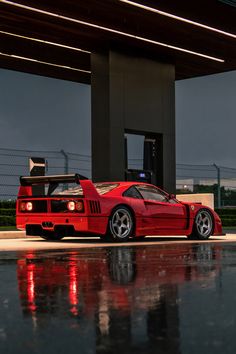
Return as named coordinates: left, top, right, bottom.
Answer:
left=123, top=186, right=142, bottom=199
left=136, top=185, right=168, bottom=202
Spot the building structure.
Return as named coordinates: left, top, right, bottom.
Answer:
left=0, top=0, right=236, bottom=191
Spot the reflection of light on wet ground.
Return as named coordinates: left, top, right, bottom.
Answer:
left=69, top=259, right=79, bottom=316
left=1, top=242, right=236, bottom=353
left=98, top=290, right=110, bottom=336
left=27, top=264, right=36, bottom=312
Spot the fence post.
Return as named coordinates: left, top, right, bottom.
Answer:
left=213, top=163, right=221, bottom=208
left=60, top=149, right=69, bottom=174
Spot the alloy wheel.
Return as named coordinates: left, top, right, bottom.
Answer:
left=110, top=208, right=133, bottom=239
left=195, top=210, right=213, bottom=237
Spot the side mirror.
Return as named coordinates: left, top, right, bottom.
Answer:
left=169, top=193, right=176, bottom=200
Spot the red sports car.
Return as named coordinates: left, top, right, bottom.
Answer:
left=16, top=174, right=223, bottom=242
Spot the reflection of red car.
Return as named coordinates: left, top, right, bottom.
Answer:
left=17, top=244, right=220, bottom=315
left=16, top=246, right=221, bottom=352
left=16, top=174, right=223, bottom=241
left=17, top=245, right=221, bottom=317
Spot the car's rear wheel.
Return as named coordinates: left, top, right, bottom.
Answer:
left=189, top=209, right=213, bottom=240
left=108, top=206, right=134, bottom=242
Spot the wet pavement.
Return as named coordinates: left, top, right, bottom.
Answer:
left=1, top=242, right=236, bottom=354
left=0, top=234, right=233, bottom=251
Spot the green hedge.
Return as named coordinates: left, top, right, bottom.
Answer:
left=0, top=215, right=16, bottom=226
left=0, top=201, right=16, bottom=209
left=0, top=208, right=16, bottom=216
left=215, top=209, right=236, bottom=227
left=0, top=201, right=16, bottom=226
left=221, top=219, right=236, bottom=227
left=215, top=208, right=236, bottom=216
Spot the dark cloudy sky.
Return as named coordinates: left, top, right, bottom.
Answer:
left=0, top=68, right=235, bottom=167
left=176, top=70, right=236, bottom=167
left=0, top=69, right=91, bottom=155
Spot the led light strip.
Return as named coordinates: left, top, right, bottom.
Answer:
left=119, top=0, right=236, bottom=39
left=0, top=30, right=91, bottom=54
left=0, top=51, right=91, bottom=73
left=0, top=0, right=224, bottom=62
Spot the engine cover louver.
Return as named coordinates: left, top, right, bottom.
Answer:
left=89, top=200, right=101, bottom=214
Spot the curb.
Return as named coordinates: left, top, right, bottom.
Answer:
left=0, top=231, right=26, bottom=239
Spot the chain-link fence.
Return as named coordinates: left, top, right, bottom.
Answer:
left=1, top=147, right=236, bottom=207
left=0, top=147, right=91, bottom=199
left=176, top=164, right=236, bottom=207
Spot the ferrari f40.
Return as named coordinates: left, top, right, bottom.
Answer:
left=16, top=174, right=223, bottom=242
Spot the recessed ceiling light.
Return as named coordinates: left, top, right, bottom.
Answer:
left=0, top=0, right=225, bottom=62
left=0, top=51, right=91, bottom=73
left=119, top=0, right=236, bottom=39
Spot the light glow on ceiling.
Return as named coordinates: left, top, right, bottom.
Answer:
left=119, top=0, right=236, bottom=39
left=0, top=51, right=91, bottom=73
left=0, top=30, right=91, bottom=54
left=0, top=0, right=225, bottom=62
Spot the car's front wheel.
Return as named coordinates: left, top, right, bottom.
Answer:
left=108, top=206, right=134, bottom=242
left=189, top=209, right=213, bottom=240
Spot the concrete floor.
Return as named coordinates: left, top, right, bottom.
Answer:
left=0, top=234, right=236, bottom=251
left=1, top=239, right=236, bottom=354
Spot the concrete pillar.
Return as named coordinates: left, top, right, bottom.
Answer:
left=91, top=51, right=176, bottom=192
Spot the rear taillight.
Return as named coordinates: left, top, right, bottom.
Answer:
left=26, top=202, right=33, bottom=211
left=20, top=201, right=33, bottom=212
left=67, top=201, right=76, bottom=211
left=76, top=201, right=84, bottom=212
left=20, top=202, right=26, bottom=212
left=67, top=200, right=84, bottom=212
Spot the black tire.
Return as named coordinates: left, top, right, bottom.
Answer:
left=189, top=209, right=214, bottom=240
left=107, top=206, right=134, bottom=242
left=40, top=231, right=64, bottom=241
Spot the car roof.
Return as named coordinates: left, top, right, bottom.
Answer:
left=95, top=181, right=151, bottom=187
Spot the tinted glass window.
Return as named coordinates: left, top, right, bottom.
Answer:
left=55, top=183, right=118, bottom=196
left=51, top=184, right=83, bottom=196
left=136, top=185, right=168, bottom=202
left=94, top=183, right=119, bottom=195
left=123, top=186, right=142, bottom=199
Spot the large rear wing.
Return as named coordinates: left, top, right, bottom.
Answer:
left=18, top=174, right=100, bottom=199
left=19, top=173, right=89, bottom=186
